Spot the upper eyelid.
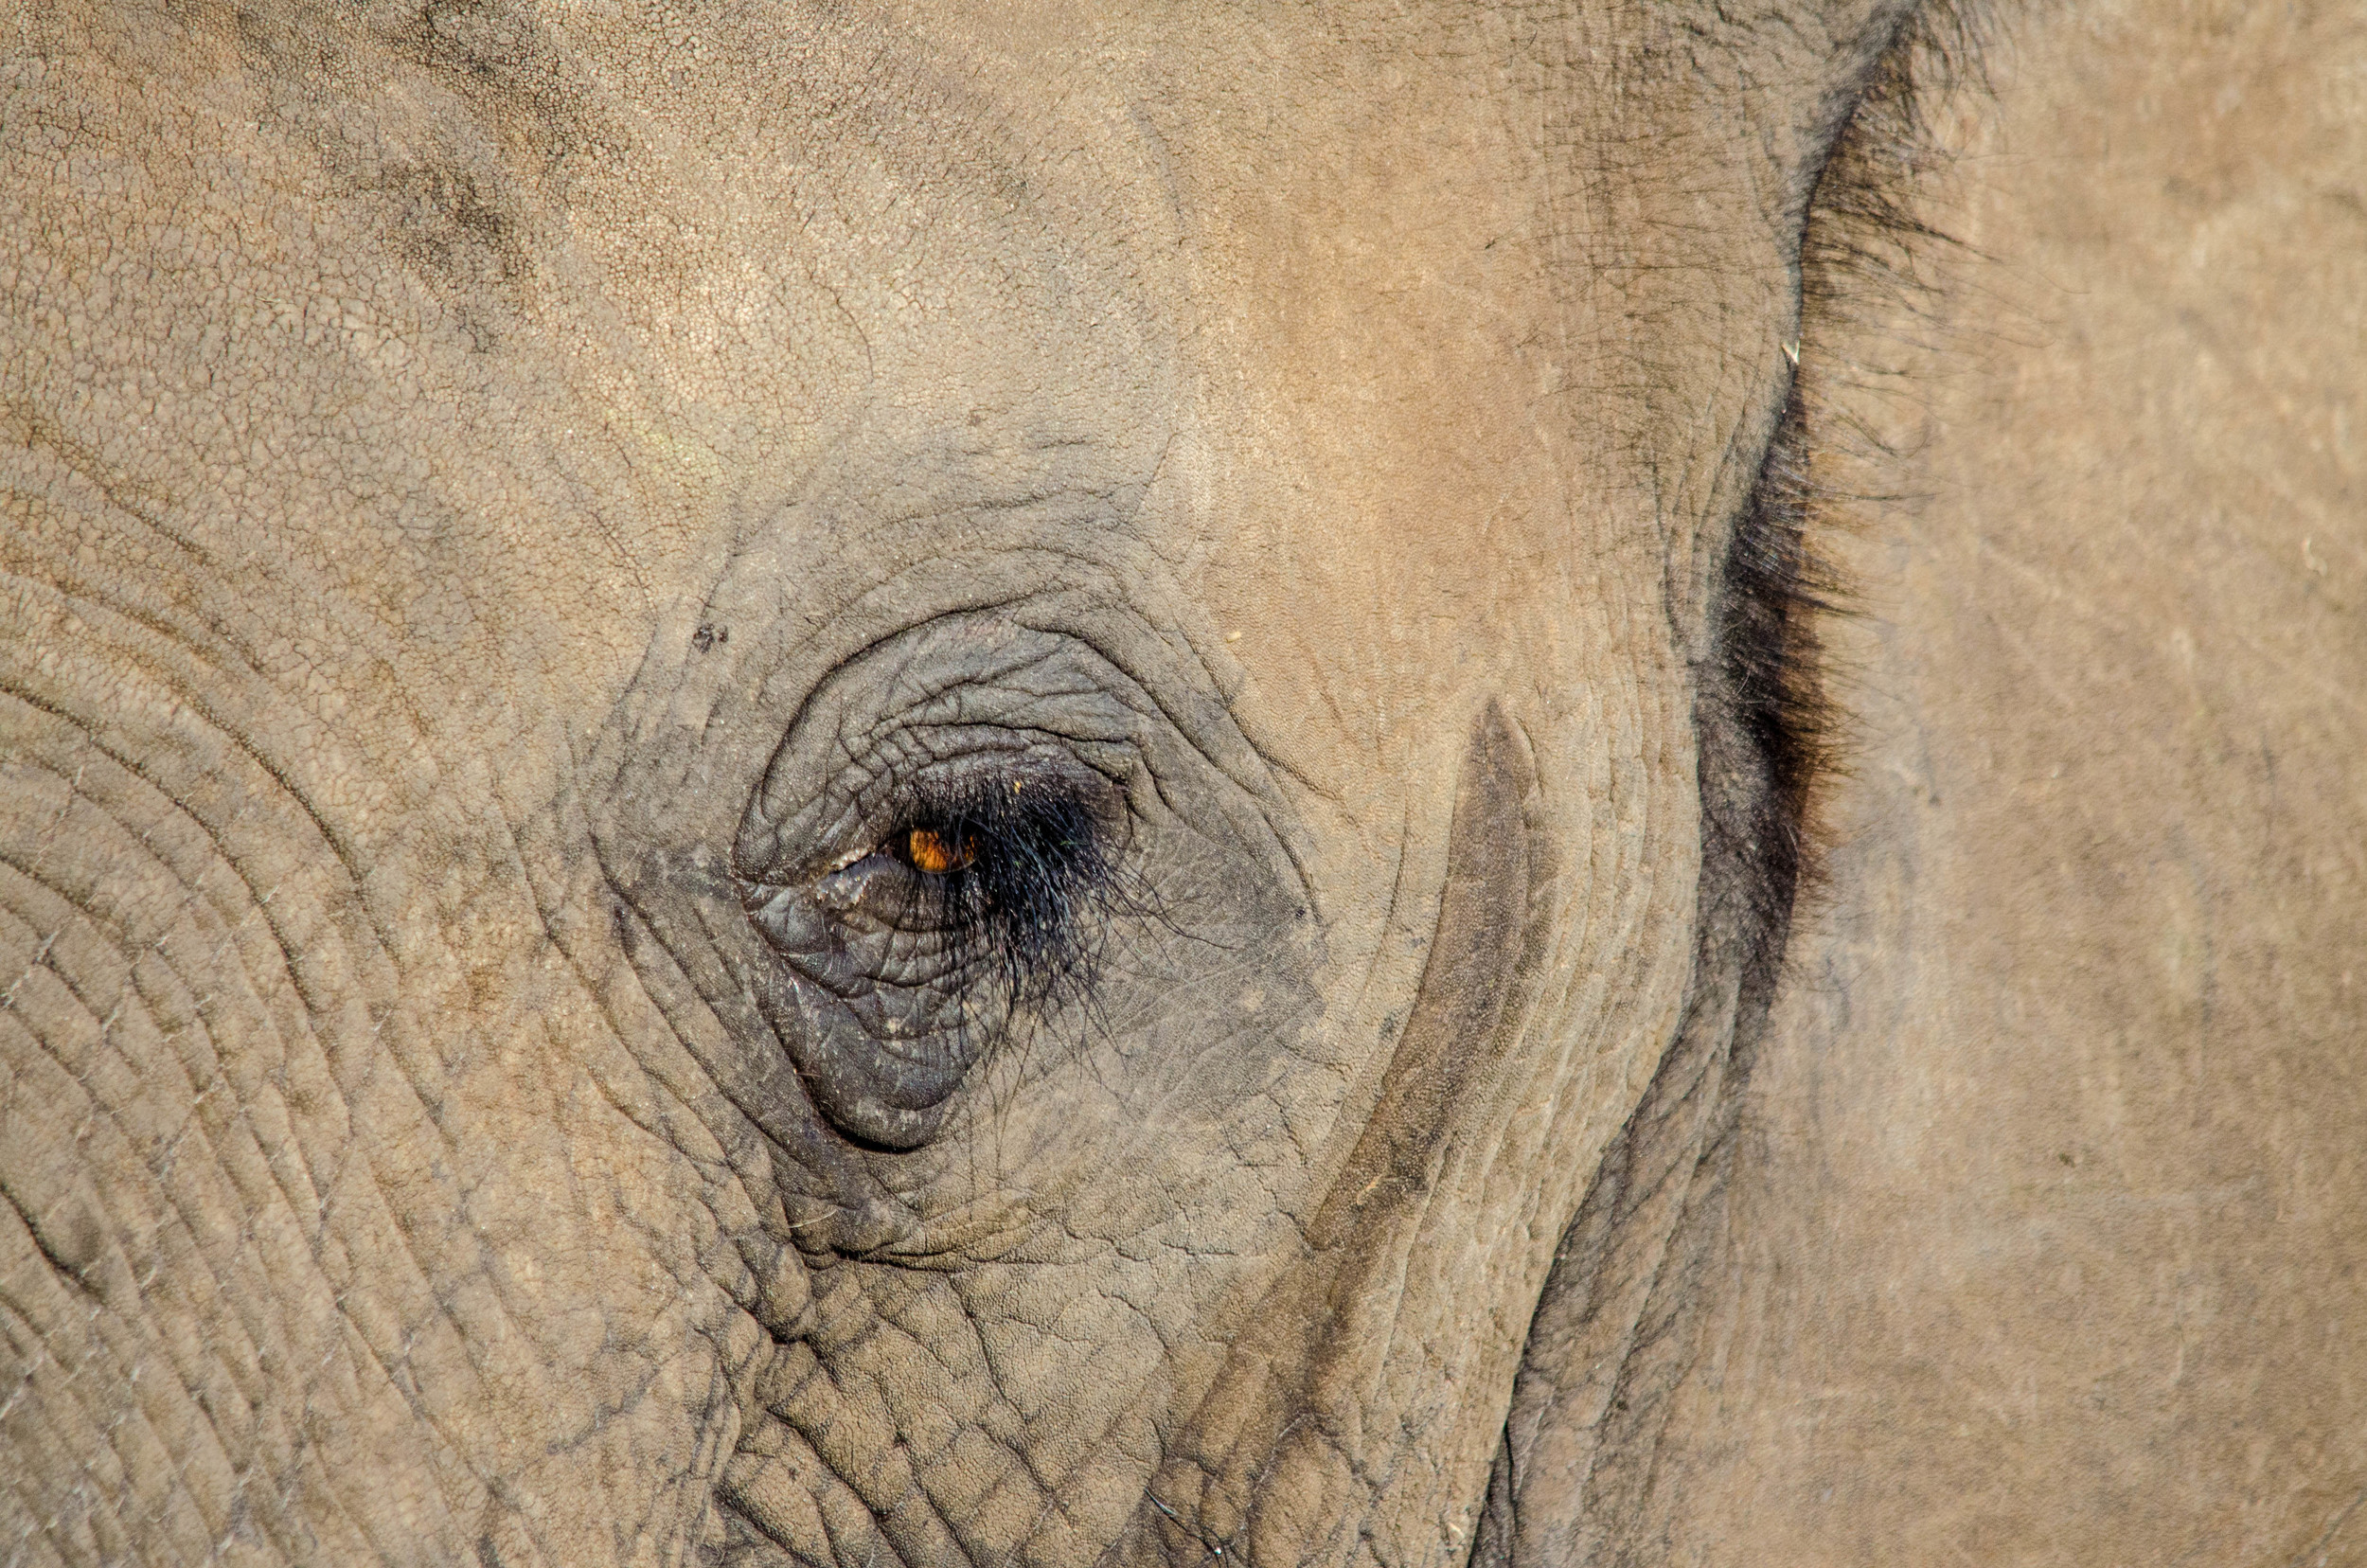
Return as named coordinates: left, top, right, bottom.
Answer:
left=753, top=720, right=1140, bottom=891
left=736, top=617, right=1198, bottom=886
left=832, top=746, right=1118, bottom=853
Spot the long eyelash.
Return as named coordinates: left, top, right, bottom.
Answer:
left=892, top=772, right=1131, bottom=1018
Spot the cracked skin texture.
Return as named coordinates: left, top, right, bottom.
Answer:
left=4, top=1, right=2358, bottom=1566
left=0, top=2, right=1857, bottom=1560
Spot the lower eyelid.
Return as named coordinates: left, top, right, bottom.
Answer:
left=814, top=854, right=907, bottom=913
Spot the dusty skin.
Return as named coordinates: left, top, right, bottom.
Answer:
left=0, top=1, right=2359, bottom=1566
left=1656, top=3, right=2367, bottom=1564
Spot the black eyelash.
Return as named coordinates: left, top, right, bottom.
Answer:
left=880, top=768, right=1127, bottom=1018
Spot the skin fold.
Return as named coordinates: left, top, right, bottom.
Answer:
left=7, top=1, right=2356, bottom=1566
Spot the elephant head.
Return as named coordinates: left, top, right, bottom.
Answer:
left=2, top=2, right=1965, bottom=1563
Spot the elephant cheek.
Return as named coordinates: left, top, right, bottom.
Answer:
left=1136, top=701, right=1553, bottom=1565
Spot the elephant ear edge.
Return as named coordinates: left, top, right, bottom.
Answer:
left=1471, top=5, right=2000, bottom=1562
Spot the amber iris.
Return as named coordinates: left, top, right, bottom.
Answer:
left=905, top=827, right=975, bottom=875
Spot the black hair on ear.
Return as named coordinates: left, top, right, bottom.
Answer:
left=1701, top=0, right=1995, bottom=1025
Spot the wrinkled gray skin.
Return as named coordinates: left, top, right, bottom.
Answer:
left=6, top=2, right=2361, bottom=1566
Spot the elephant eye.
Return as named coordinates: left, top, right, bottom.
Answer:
left=856, top=771, right=1123, bottom=1010
left=735, top=757, right=1132, bottom=1149
left=899, top=825, right=976, bottom=876
left=724, top=618, right=1161, bottom=1149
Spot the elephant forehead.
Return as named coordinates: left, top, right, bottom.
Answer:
left=27, top=1, right=1773, bottom=821
left=511, top=2, right=1721, bottom=804
left=10, top=0, right=1805, bottom=763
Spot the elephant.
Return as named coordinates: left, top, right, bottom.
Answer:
left=2, top=0, right=2358, bottom=1564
